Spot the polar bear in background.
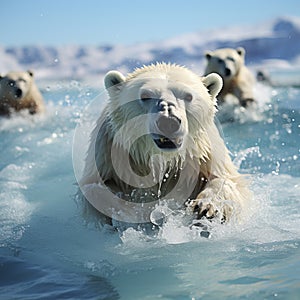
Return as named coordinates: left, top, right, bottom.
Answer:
left=0, top=70, right=45, bottom=116
left=204, top=47, right=256, bottom=107
left=79, top=63, right=251, bottom=226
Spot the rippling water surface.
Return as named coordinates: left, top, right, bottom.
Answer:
left=0, top=79, right=299, bottom=299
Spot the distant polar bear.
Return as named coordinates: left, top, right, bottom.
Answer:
left=204, top=47, right=256, bottom=107
left=0, top=70, right=45, bottom=116
left=80, top=63, right=251, bottom=225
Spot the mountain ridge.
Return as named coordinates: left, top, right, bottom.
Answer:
left=1, top=16, right=299, bottom=82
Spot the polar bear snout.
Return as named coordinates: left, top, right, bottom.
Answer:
left=148, top=97, right=187, bottom=150
left=151, top=114, right=185, bottom=150
left=156, top=114, right=181, bottom=136
left=6, top=79, right=24, bottom=100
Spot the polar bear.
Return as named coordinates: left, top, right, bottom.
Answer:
left=79, top=63, right=251, bottom=226
left=0, top=70, right=45, bottom=116
left=204, top=47, right=256, bottom=107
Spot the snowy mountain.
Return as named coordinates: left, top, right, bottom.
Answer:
left=1, top=16, right=300, bottom=85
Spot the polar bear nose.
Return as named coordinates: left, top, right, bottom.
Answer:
left=225, top=68, right=231, bottom=77
left=158, top=99, right=176, bottom=110
left=15, top=88, right=22, bottom=98
left=156, top=115, right=181, bottom=136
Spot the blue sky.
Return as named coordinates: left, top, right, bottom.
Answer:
left=1, top=0, right=300, bottom=46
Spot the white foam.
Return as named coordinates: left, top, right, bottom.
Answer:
left=0, top=163, right=35, bottom=243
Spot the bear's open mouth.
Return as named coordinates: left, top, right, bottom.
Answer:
left=152, top=134, right=183, bottom=150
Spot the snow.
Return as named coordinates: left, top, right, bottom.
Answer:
left=1, top=16, right=300, bottom=87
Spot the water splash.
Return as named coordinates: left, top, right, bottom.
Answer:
left=233, top=146, right=261, bottom=169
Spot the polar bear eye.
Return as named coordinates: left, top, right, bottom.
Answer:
left=183, top=92, right=193, bottom=102
left=227, top=57, right=235, bottom=62
left=172, top=88, right=193, bottom=102
left=218, top=58, right=223, bottom=64
left=140, top=90, right=154, bottom=101
left=7, top=80, right=15, bottom=87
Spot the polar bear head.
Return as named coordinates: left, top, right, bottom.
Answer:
left=104, top=63, right=222, bottom=159
left=204, top=47, right=246, bottom=80
left=0, top=70, right=34, bottom=102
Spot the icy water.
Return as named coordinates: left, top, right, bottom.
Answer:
left=0, top=78, right=299, bottom=299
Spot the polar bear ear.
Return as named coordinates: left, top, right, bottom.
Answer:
left=104, top=71, right=126, bottom=96
left=27, top=70, right=34, bottom=77
left=236, top=47, right=245, bottom=58
left=202, top=73, right=223, bottom=99
left=205, top=51, right=213, bottom=60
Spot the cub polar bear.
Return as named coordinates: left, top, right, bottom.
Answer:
left=204, top=47, right=256, bottom=107
left=0, top=70, right=45, bottom=116
left=80, top=63, right=251, bottom=225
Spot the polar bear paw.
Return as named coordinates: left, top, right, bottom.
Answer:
left=185, top=188, right=234, bottom=223
left=186, top=198, right=219, bottom=220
